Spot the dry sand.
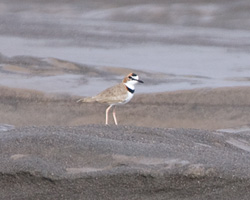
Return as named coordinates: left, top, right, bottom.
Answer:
left=1, top=86, right=250, bottom=130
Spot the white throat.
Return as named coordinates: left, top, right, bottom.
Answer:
left=124, top=81, right=136, bottom=90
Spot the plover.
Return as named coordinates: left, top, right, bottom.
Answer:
left=78, top=73, right=144, bottom=125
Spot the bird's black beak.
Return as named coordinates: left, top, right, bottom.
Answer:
left=129, top=76, right=144, bottom=83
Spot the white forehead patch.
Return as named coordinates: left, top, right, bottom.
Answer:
left=132, top=75, right=139, bottom=80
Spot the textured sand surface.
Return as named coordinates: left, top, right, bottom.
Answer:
left=1, top=125, right=250, bottom=200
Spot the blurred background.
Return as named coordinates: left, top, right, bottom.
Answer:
left=0, top=0, right=250, bottom=96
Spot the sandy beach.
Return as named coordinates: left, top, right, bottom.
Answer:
left=1, top=0, right=250, bottom=199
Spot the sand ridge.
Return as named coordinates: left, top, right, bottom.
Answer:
left=1, top=85, right=250, bottom=130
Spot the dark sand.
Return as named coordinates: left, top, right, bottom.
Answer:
left=1, top=125, right=250, bottom=200
left=1, top=86, right=250, bottom=199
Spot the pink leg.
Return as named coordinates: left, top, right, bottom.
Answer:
left=105, top=105, right=113, bottom=125
left=112, top=106, right=118, bottom=125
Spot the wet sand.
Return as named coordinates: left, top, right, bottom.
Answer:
left=1, top=0, right=250, bottom=95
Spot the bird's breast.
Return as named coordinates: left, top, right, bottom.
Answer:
left=122, top=91, right=134, bottom=104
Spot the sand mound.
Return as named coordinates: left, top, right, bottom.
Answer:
left=1, top=125, right=250, bottom=199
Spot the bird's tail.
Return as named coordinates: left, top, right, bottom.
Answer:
left=77, top=97, right=96, bottom=103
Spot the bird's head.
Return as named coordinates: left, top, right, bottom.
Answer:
left=123, top=73, right=144, bottom=85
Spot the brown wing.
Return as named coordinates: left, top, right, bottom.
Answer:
left=93, top=83, right=127, bottom=104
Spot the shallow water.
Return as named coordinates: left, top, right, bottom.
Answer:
left=1, top=0, right=250, bottom=96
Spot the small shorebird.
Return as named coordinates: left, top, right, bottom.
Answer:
left=78, top=73, right=144, bottom=125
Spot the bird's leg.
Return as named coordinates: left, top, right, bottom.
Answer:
left=105, top=105, right=113, bottom=125
left=112, top=106, right=118, bottom=125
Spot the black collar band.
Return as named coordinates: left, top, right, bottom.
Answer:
left=126, top=86, right=135, bottom=94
